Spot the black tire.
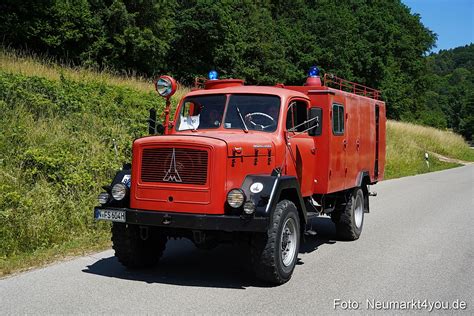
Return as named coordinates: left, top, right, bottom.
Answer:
left=331, top=187, right=365, bottom=241
left=250, top=200, right=300, bottom=284
left=112, top=223, right=167, bottom=269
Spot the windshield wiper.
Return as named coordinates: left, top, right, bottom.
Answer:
left=236, top=107, right=249, bottom=133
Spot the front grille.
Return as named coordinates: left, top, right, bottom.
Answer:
left=141, top=147, right=208, bottom=185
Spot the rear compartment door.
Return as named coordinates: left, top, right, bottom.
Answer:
left=329, top=102, right=346, bottom=192
left=345, top=97, right=360, bottom=188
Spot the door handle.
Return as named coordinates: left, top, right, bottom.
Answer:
left=343, top=139, right=347, bottom=149
left=356, top=139, right=360, bottom=151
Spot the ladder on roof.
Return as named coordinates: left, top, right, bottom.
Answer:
left=323, top=73, right=381, bottom=100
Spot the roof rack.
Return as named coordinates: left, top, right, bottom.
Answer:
left=193, top=77, right=207, bottom=90
left=323, top=73, right=381, bottom=100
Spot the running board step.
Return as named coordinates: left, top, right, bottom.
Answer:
left=304, top=229, right=317, bottom=236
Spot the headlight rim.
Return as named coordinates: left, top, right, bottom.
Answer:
left=155, top=75, right=177, bottom=98
left=243, top=200, right=256, bottom=215
left=226, top=188, right=246, bottom=208
left=98, top=192, right=110, bottom=205
left=111, top=183, right=128, bottom=201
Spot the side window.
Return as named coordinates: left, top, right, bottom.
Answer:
left=182, top=101, right=199, bottom=116
left=308, top=107, right=323, bottom=136
left=332, top=103, right=344, bottom=135
left=286, top=101, right=308, bottom=132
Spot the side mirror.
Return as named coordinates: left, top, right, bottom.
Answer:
left=308, top=107, right=322, bottom=136
left=148, top=108, right=156, bottom=135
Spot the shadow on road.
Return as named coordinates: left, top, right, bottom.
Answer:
left=300, top=216, right=337, bottom=255
left=82, top=217, right=337, bottom=289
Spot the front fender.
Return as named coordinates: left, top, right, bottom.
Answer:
left=240, top=175, right=307, bottom=223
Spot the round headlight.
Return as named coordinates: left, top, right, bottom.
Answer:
left=155, top=75, right=177, bottom=97
left=98, top=192, right=109, bottom=205
left=111, top=183, right=127, bottom=201
left=243, top=201, right=256, bottom=215
left=227, top=189, right=245, bottom=208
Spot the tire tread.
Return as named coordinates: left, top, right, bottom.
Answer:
left=250, top=200, right=299, bottom=284
left=332, top=188, right=364, bottom=241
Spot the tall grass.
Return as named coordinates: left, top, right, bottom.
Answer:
left=385, top=121, right=473, bottom=179
left=0, top=49, right=190, bottom=100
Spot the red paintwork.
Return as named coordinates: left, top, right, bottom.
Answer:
left=204, top=79, right=245, bottom=89
left=131, top=77, right=386, bottom=214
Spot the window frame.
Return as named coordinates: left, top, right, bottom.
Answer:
left=286, top=99, right=309, bottom=133
left=223, top=94, right=281, bottom=133
left=332, top=103, right=345, bottom=136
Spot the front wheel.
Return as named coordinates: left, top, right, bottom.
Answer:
left=331, top=187, right=365, bottom=240
left=250, top=200, right=300, bottom=284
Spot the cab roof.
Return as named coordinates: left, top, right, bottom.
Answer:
left=183, top=85, right=310, bottom=100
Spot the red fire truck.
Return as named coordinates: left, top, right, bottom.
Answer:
left=94, top=67, right=386, bottom=284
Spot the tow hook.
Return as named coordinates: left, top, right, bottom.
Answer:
left=162, top=214, right=172, bottom=225
left=193, top=230, right=205, bottom=244
left=139, top=226, right=149, bottom=240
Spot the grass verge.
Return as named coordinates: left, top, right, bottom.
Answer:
left=385, top=120, right=473, bottom=179
left=0, top=230, right=110, bottom=277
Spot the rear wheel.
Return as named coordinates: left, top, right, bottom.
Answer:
left=251, top=200, right=300, bottom=284
left=331, top=187, right=365, bottom=240
left=112, top=223, right=167, bottom=269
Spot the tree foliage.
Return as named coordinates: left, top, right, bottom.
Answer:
left=423, top=44, right=474, bottom=140
left=1, top=0, right=471, bottom=139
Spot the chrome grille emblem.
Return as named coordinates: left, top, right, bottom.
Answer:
left=163, top=148, right=182, bottom=182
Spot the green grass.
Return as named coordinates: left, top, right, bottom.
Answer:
left=0, top=50, right=473, bottom=276
left=0, top=50, right=186, bottom=275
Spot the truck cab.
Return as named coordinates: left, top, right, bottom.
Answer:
left=94, top=68, right=386, bottom=284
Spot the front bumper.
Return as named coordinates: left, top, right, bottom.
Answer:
left=94, top=207, right=269, bottom=232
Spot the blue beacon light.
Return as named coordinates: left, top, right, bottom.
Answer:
left=208, top=70, right=218, bottom=80
left=308, top=66, right=320, bottom=77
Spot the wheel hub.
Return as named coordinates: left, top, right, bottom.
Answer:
left=354, top=194, right=364, bottom=229
left=280, top=218, right=297, bottom=267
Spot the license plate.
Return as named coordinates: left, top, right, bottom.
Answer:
left=95, top=209, right=126, bottom=223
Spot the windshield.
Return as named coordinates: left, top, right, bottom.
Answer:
left=177, top=95, right=226, bottom=131
left=176, top=94, right=280, bottom=132
left=224, top=95, right=280, bottom=132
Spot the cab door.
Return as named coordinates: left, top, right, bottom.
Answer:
left=284, top=98, right=315, bottom=197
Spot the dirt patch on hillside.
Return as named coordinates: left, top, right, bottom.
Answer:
left=429, top=151, right=473, bottom=165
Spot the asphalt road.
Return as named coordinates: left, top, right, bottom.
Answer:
left=1, top=165, right=473, bottom=314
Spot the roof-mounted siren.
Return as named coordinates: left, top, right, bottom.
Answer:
left=305, top=66, right=322, bottom=86
left=204, top=69, right=245, bottom=89
left=208, top=70, right=219, bottom=80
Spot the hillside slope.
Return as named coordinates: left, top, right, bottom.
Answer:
left=386, top=120, right=473, bottom=179
left=1, top=52, right=473, bottom=275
